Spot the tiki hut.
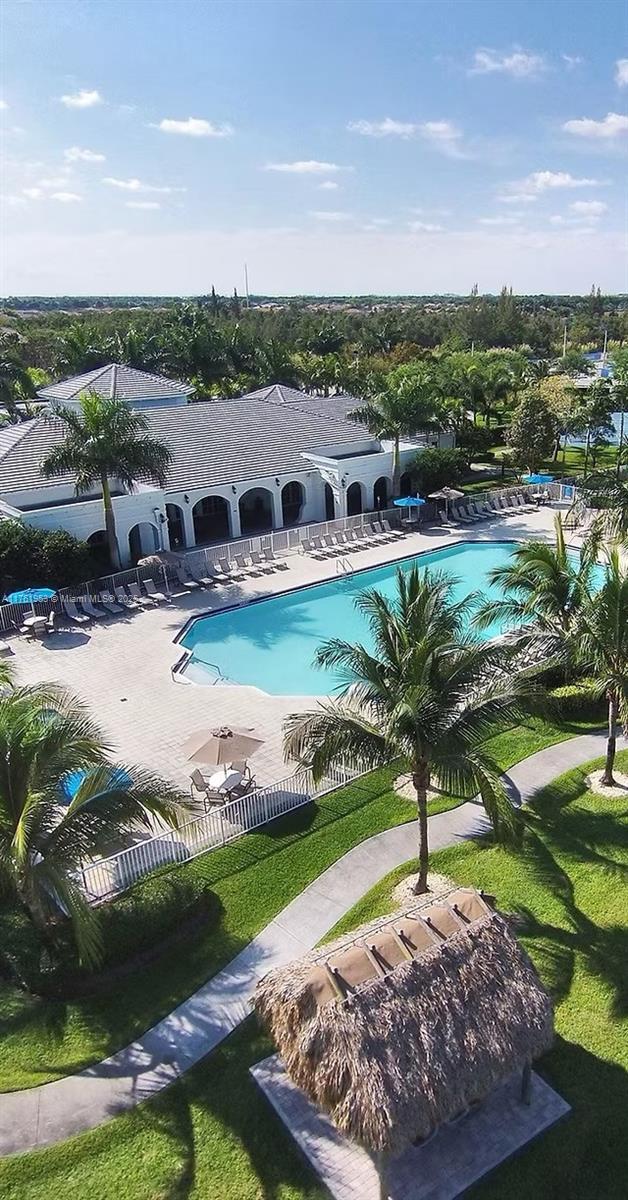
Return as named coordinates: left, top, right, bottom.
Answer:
left=255, top=887, right=553, bottom=1163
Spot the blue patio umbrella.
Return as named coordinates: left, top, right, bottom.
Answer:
left=393, top=495, right=426, bottom=523
left=523, top=473, right=554, bottom=485
left=59, top=765, right=133, bottom=804
left=4, top=586, right=56, bottom=616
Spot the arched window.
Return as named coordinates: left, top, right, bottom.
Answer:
left=373, top=476, right=389, bottom=510
left=346, top=481, right=363, bottom=516
left=281, top=480, right=305, bottom=526
left=239, top=487, right=274, bottom=535
left=192, top=495, right=231, bottom=543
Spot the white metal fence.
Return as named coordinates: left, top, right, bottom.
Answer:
left=76, top=760, right=362, bottom=904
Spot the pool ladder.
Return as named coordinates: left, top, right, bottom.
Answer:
left=335, top=557, right=354, bottom=576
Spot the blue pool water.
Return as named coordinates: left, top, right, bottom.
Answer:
left=181, top=541, right=528, bottom=697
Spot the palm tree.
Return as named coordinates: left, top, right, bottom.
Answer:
left=349, top=373, right=434, bottom=496
left=473, top=514, right=599, bottom=660
left=0, top=683, right=187, bottom=968
left=55, top=323, right=108, bottom=375
left=284, top=567, right=528, bottom=894
left=578, top=472, right=628, bottom=542
left=41, top=392, right=172, bottom=570
left=0, top=357, right=35, bottom=421
left=481, top=359, right=515, bottom=429
left=575, top=547, right=628, bottom=786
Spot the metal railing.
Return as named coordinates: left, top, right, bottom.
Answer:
left=75, top=759, right=363, bottom=904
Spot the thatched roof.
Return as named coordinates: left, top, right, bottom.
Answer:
left=254, top=887, right=553, bottom=1154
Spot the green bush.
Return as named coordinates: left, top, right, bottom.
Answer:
left=412, top=447, right=468, bottom=495
left=549, top=680, right=605, bottom=722
left=456, top=424, right=495, bottom=461
left=0, top=519, right=99, bottom=593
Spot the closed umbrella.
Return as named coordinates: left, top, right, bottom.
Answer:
left=183, top=725, right=264, bottom=766
left=392, top=495, right=426, bottom=524
left=428, top=486, right=464, bottom=521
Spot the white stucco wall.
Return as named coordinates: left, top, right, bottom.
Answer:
left=20, top=488, right=166, bottom=567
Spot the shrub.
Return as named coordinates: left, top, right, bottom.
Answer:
left=549, top=680, right=605, bottom=722
left=0, top=519, right=99, bottom=593
left=456, top=423, right=494, bottom=461
left=412, top=447, right=468, bottom=495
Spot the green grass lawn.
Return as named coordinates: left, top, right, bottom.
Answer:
left=487, top=441, right=619, bottom=480
left=1, top=750, right=624, bottom=1200
left=0, top=714, right=599, bottom=1092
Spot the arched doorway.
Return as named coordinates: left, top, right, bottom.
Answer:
left=399, top=472, right=413, bottom=498
left=239, top=487, right=274, bottom=535
left=324, top=482, right=335, bottom=521
left=166, top=503, right=186, bottom=550
left=192, top=495, right=230, bottom=544
left=281, top=481, right=305, bottom=526
left=346, top=481, right=363, bottom=516
left=87, top=529, right=110, bottom=572
left=373, top=476, right=389, bottom=510
left=128, top=522, right=159, bottom=564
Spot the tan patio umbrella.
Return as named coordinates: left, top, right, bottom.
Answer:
left=428, top=485, right=464, bottom=521
left=183, top=725, right=264, bottom=765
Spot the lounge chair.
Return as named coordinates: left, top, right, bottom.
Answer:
left=80, top=596, right=105, bottom=619
left=516, top=492, right=537, bottom=513
left=250, top=550, right=274, bottom=574
left=189, top=563, right=215, bottom=587
left=62, top=598, right=90, bottom=625
left=128, top=582, right=154, bottom=607
left=115, top=586, right=140, bottom=610
left=322, top=534, right=342, bottom=555
left=99, top=592, right=124, bottom=614
left=381, top=519, right=406, bottom=539
left=189, top=769, right=227, bottom=810
left=263, top=547, right=289, bottom=570
left=453, top=505, right=475, bottom=525
left=234, top=553, right=258, bottom=577
left=176, top=566, right=200, bottom=592
left=372, top=520, right=395, bottom=541
left=218, top=557, right=243, bottom=581
left=143, top=578, right=167, bottom=603
left=469, top=502, right=490, bottom=521
left=461, top=504, right=482, bottom=523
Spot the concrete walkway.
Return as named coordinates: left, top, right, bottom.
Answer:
left=0, top=729, right=620, bottom=1157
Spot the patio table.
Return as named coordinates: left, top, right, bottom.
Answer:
left=208, top=766, right=243, bottom=796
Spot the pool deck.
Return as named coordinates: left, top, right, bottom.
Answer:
left=11, top=508, right=560, bottom=794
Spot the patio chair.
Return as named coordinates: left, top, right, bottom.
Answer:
left=80, top=596, right=105, bottom=619
left=99, top=591, right=125, bottom=614
left=460, top=504, right=482, bottom=523
left=143, top=578, right=167, bottom=603
left=229, top=759, right=256, bottom=797
left=234, top=553, right=257, bottom=577
left=372, top=520, right=395, bottom=541
left=128, top=581, right=154, bottom=607
left=189, top=769, right=227, bottom=809
left=175, top=566, right=200, bottom=592
left=263, top=547, right=289, bottom=570
left=218, top=557, right=243, bottom=581
left=189, top=563, right=215, bottom=587
left=516, top=492, right=537, bottom=513
left=45, top=611, right=57, bottom=634
left=250, top=550, right=274, bottom=574
left=381, top=518, right=406, bottom=538
left=115, top=586, right=140, bottom=610
left=206, top=561, right=229, bottom=582
left=62, top=598, right=90, bottom=625
left=468, top=502, right=489, bottom=521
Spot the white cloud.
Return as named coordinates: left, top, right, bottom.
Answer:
left=478, top=215, right=520, bottom=226
left=266, top=160, right=344, bottom=174
left=347, top=117, right=419, bottom=138
left=510, top=170, right=604, bottom=194
left=563, top=112, right=628, bottom=139
left=38, top=175, right=72, bottom=189
left=469, top=48, right=545, bottom=78
left=23, top=187, right=42, bottom=200
left=64, top=146, right=105, bottom=163
left=408, top=221, right=443, bottom=232
left=50, top=192, right=82, bottom=203
left=126, top=201, right=161, bottom=210
left=103, top=176, right=185, bottom=194
left=318, top=180, right=339, bottom=190
left=497, top=192, right=538, bottom=204
left=152, top=117, right=233, bottom=137
left=562, top=54, right=584, bottom=69
left=348, top=116, right=467, bottom=158
left=615, top=59, right=628, bottom=87
left=570, top=200, right=607, bottom=216
left=0, top=100, right=8, bottom=111
left=60, top=89, right=102, bottom=109
left=308, top=210, right=352, bottom=221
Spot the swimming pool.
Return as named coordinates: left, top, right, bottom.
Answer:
left=179, top=540, right=528, bottom=697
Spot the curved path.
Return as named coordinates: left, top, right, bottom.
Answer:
left=1, top=730, right=622, bottom=1157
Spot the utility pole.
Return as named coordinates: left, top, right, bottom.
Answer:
left=602, top=328, right=608, bottom=365
left=562, top=320, right=568, bottom=358
left=244, top=262, right=250, bottom=309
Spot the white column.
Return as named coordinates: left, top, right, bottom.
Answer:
left=229, top=496, right=242, bottom=540
left=270, top=486, right=283, bottom=529
left=181, top=502, right=196, bottom=548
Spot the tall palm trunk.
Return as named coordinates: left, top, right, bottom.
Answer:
left=101, top=473, right=121, bottom=571
left=391, top=433, right=401, bottom=498
left=617, top=405, right=625, bottom=482
left=601, top=691, right=618, bottom=786
left=412, top=759, right=430, bottom=894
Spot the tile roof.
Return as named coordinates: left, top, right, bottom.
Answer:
left=238, top=384, right=315, bottom=406
left=0, top=398, right=374, bottom=498
left=37, top=363, right=193, bottom=403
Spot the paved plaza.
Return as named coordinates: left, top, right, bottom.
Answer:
left=11, top=508, right=559, bottom=795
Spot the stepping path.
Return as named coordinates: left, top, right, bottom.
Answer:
left=1, top=730, right=622, bottom=1157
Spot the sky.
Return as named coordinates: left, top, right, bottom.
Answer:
left=1, top=0, right=627, bottom=296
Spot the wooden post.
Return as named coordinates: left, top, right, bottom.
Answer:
left=521, top=1062, right=532, bottom=1105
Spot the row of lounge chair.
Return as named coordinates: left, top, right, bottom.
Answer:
left=446, top=492, right=537, bottom=527
left=301, top=520, right=406, bottom=560
left=59, top=578, right=169, bottom=625
left=174, top=547, right=289, bottom=590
